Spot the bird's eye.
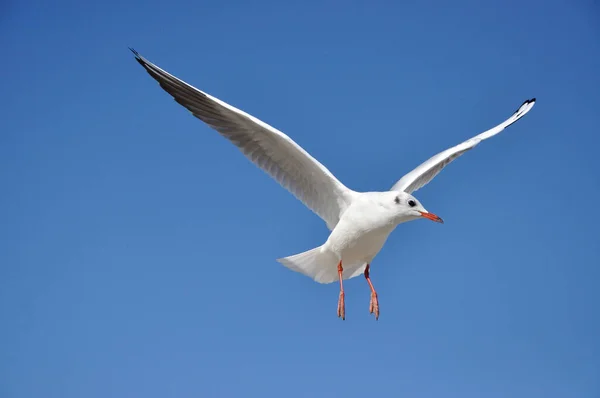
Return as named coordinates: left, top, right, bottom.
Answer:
left=394, top=197, right=400, bottom=204
left=408, top=200, right=416, bottom=207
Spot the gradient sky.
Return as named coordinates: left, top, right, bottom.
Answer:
left=2, top=1, right=599, bottom=397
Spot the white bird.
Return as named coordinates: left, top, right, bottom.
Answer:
left=131, top=49, right=536, bottom=320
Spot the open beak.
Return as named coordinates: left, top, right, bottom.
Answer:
left=419, top=211, right=444, bottom=224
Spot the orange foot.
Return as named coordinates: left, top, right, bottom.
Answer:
left=337, top=291, right=345, bottom=320
left=369, top=291, right=380, bottom=320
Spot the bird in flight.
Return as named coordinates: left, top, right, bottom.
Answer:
left=130, top=49, right=535, bottom=320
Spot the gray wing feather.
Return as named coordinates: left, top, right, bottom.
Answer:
left=132, top=49, right=354, bottom=229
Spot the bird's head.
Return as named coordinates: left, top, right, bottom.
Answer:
left=385, top=191, right=444, bottom=225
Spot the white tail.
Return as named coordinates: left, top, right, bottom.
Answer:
left=277, top=245, right=340, bottom=284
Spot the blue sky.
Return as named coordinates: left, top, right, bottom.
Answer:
left=1, top=0, right=599, bottom=397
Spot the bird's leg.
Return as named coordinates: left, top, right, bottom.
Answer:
left=364, top=264, right=379, bottom=320
left=337, top=261, right=345, bottom=320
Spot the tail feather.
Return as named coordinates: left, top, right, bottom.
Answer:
left=277, top=245, right=340, bottom=284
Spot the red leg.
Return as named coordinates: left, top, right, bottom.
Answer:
left=337, top=261, right=345, bottom=320
left=364, top=264, right=379, bottom=320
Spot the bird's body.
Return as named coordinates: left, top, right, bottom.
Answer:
left=293, top=192, right=413, bottom=284
left=131, top=48, right=536, bottom=320
left=325, top=206, right=396, bottom=279
left=326, top=194, right=397, bottom=271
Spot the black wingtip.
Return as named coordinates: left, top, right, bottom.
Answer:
left=129, top=47, right=145, bottom=62
left=523, top=98, right=536, bottom=105
left=514, top=98, right=536, bottom=114
left=129, top=47, right=147, bottom=67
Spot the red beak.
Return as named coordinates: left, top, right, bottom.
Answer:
left=419, top=211, right=444, bottom=224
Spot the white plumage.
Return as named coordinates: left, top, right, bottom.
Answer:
left=132, top=49, right=535, bottom=319
left=390, top=99, right=536, bottom=193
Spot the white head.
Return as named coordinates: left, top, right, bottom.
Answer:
left=381, top=191, right=444, bottom=225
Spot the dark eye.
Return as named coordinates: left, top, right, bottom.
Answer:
left=394, top=197, right=400, bottom=204
left=408, top=200, right=416, bottom=207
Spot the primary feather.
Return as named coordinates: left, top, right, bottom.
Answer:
left=131, top=49, right=355, bottom=230
left=391, top=99, right=536, bottom=193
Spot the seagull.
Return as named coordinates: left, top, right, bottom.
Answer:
left=130, top=49, right=536, bottom=320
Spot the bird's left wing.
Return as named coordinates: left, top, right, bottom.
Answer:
left=131, top=49, right=355, bottom=230
left=390, top=99, right=536, bottom=194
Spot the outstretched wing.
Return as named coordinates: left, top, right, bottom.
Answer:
left=391, top=99, right=536, bottom=193
left=131, top=49, right=354, bottom=229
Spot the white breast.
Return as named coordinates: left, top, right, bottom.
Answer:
left=324, top=196, right=397, bottom=267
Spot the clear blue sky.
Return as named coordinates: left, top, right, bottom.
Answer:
left=2, top=0, right=599, bottom=397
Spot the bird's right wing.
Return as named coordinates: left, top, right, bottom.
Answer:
left=391, top=99, right=536, bottom=194
left=131, top=49, right=354, bottom=229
